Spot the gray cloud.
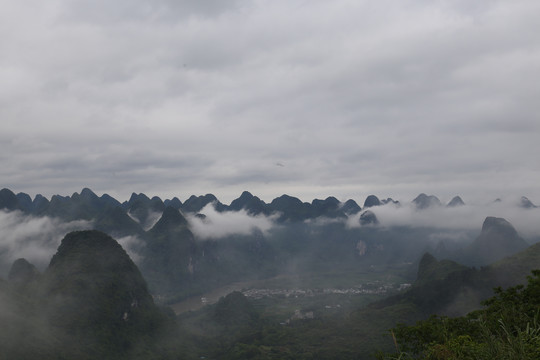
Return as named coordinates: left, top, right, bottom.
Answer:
left=1, top=0, right=539, bottom=203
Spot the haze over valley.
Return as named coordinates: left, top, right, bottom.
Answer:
left=1, top=187, right=540, bottom=358
left=2, top=0, right=540, bottom=358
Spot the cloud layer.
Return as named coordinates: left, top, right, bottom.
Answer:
left=350, top=200, right=540, bottom=240
left=0, top=210, right=91, bottom=274
left=187, top=204, right=276, bottom=240
left=1, top=0, right=539, bottom=203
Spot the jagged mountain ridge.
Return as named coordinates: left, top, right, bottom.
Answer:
left=1, top=187, right=537, bottom=301
left=1, top=187, right=537, bottom=225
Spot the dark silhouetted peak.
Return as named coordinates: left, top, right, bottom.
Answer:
left=46, top=189, right=110, bottom=221
left=99, top=193, right=122, bottom=208
left=381, top=198, right=400, bottom=206
left=151, top=196, right=163, bottom=203
left=311, top=197, right=345, bottom=218
left=16, top=192, right=33, bottom=212
left=447, top=196, right=465, bottom=207
left=149, top=196, right=166, bottom=211
left=32, top=194, right=50, bottom=213
left=363, top=195, right=381, bottom=208
left=80, top=187, right=98, bottom=200
left=481, top=217, right=518, bottom=237
left=182, top=194, right=225, bottom=213
left=229, top=191, right=255, bottom=211
left=8, top=258, right=40, bottom=284
left=46, top=231, right=153, bottom=305
left=124, top=192, right=157, bottom=211
left=124, top=193, right=165, bottom=227
left=150, top=206, right=188, bottom=234
left=313, top=196, right=340, bottom=207
left=229, top=191, right=267, bottom=215
left=270, top=194, right=303, bottom=208
left=413, top=193, right=442, bottom=209
left=469, top=217, right=529, bottom=265
left=94, top=206, right=144, bottom=237
left=519, top=196, right=537, bottom=209
left=48, top=230, right=133, bottom=270
left=128, top=192, right=151, bottom=204
left=342, top=199, right=361, bottom=215
left=74, top=188, right=103, bottom=210
left=269, top=194, right=312, bottom=221
left=0, top=188, right=18, bottom=211
left=164, top=197, right=182, bottom=209
left=43, top=230, right=163, bottom=356
left=359, top=210, right=379, bottom=226
left=50, top=194, right=68, bottom=201
left=143, top=208, right=197, bottom=294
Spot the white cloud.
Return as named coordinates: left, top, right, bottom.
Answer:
left=354, top=200, right=540, bottom=240
left=116, top=235, right=144, bottom=263
left=0, top=210, right=91, bottom=275
left=186, top=203, right=277, bottom=240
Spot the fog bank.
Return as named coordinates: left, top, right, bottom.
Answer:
left=187, top=204, right=277, bottom=240
left=0, top=210, right=91, bottom=275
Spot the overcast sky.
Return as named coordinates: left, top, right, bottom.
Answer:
left=1, top=0, right=539, bottom=204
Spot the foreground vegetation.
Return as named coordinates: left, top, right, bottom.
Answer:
left=378, top=270, right=540, bottom=359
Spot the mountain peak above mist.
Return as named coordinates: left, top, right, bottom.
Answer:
left=381, top=198, right=400, bottom=206
left=413, top=193, right=442, bottom=210
left=311, top=197, right=345, bottom=218
left=149, top=206, right=188, bottom=233
left=363, top=195, right=381, bottom=208
left=43, top=230, right=167, bottom=357
left=164, top=197, right=182, bottom=209
left=269, top=194, right=312, bottom=222
left=341, top=199, right=361, bottom=215
left=0, top=188, right=19, bottom=211
left=447, top=196, right=465, bottom=207
left=229, top=191, right=267, bottom=215
left=360, top=210, right=379, bottom=226
left=481, top=217, right=517, bottom=235
left=519, top=196, right=537, bottom=209
left=469, top=217, right=529, bottom=265
left=229, top=191, right=254, bottom=210
left=183, top=193, right=224, bottom=213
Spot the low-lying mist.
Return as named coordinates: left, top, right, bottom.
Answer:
left=116, top=235, right=145, bottom=263
left=350, top=201, right=540, bottom=241
left=186, top=204, right=278, bottom=240
left=0, top=210, right=91, bottom=274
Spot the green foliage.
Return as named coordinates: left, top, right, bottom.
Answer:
left=380, top=270, right=540, bottom=360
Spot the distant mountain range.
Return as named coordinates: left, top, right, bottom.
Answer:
left=2, top=188, right=537, bottom=227
left=0, top=187, right=537, bottom=301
